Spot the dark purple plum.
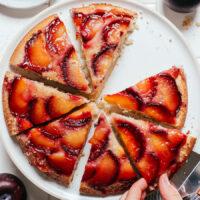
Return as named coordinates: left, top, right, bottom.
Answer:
left=164, top=0, right=200, bottom=12
left=0, top=173, right=27, bottom=200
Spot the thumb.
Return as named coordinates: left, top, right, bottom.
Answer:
left=125, top=178, right=148, bottom=200
left=159, top=173, right=182, bottom=200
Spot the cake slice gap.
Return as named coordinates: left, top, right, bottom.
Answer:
left=3, top=71, right=89, bottom=135
left=111, top=113, right=196, bottom=188
left=16, top=103, right=98, bottom=186
left=10, top=14, right=91, bottom=95
left=80, top=112, right=138, bottom=196
left=72, top=3, right=137, bottom=99
left=102, top=67, right=187, bottom=129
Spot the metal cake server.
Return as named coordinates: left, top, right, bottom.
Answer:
left=145, top=151, right=200, bottom=200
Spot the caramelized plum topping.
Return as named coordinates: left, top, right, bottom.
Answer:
left=42, top=124, right=63, bottom=140
left=73, top=12, right=85, bottom=28
left=134, top=78, right=156, bottom=100
left=136, top=153, right=159, bottom=184
left=17, top=118, right=32, bottom=131
left=92, top=44, right=117, bottom=75
left=47, top=95, right=76, bottom=118
left=29, top=98, right=50, bottom=125
left=82, top=163, right=96, bottom=181
left=142, top=103, right=174, bottom=124
left=23, top=31, right=52, bottom=71
left=9, top=78, right=30, bottom=115
left=118, top=158, right=136, bottom=181
left=60, top=46, right=75, bottom=84
left=87, top=150, right=119, bottom=186
left=89, top=116, right=110, bottom=161
left=28, top=129, right=57, bottom=151
left=61, top=112, right=92, bottom=128
left=45, top=17, right=68, bottom=56
left=153, top=74, right=181, bottom=114
left=61, top=128, right=88, bottom=156
left=80, top=14, right=104, bottom=43
left=114, top=119, right=145, bottom=161
left=103, top=19, right=130, bottom=44
left=47, top=150, right=76, bottom=175
left=104, top=92, right=139, bottom=111
left=148, top=133, right=174, bottom=175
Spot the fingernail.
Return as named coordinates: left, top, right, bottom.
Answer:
left=161, top=173, right=171, bottom=186
left=140, top=178, right=148, bottom=187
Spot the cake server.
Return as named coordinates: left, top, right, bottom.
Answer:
left=146, top=151, right=200, bottom=200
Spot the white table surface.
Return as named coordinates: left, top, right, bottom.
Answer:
left=0, top=1, right=199, bottom=200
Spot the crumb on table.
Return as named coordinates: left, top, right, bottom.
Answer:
left=182, top=16, right=193, bottom=30
left=195, top=22, right=200, bottom=27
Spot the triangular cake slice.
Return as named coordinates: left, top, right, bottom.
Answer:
left=72, top=4, right=137, bottom=99
left=111, top=113, right=196, bottom=186
left=16, top=103, right=97, bottom=186
left=102, top=67, right=187, bottom=128
left=3, top=71, right=88, bottom=135
left=80, top=113, right=137, bottom=196
left=10, top=15, right=90, bottom=94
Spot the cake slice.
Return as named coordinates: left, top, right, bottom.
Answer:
left=16, top=103, right=97, bottom=186
left=10, top=15, right=90, bottom=94
left=3, top=71, right=88, bottom=135
left=80, top=113, right=137, bottom=196
left=111, top=113, right=196, bottom=186
left=102, top=67, right=187, bottom=128
left=72, top=4, right=137, bottom=99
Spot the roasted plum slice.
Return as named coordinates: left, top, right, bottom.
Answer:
left=61, top=128, right=88, bottom=155
left=92, top=44, right=117, bottom=76
left=80, top=14, right=104, bottom=43
left=113, top=118, right=145, bottom=161
left=9, top=78, right=30, bottom=115
left=136, top=153, right=159, bottom=184
left=24, top=32, right=52, bottom=70
left=142, top=103, right=174, bottom=124
left=89, top=116, right=110, bottom=161
left=29, top=98, right=50, bottom=125
left=152, top=74, right=181, bottom=114
left=134, top=78, right=156, bottom=100
left=47, top=95, right=79, bottom=119
left=45, top=17, right=68, bottom=56
left=104, top=91, right=139, bottom=111
left=60, top=46, right=89, bottom=91
left=86, top=150, right=119, bottom=186
left=47, top=150, right=76, bottom=175
left=28, top=129, right=58, bottom=151
left=118, top=158, right=136, bottom=181
left=61, top=111, right=92, bottom=128
left=103, top=19, right=130, bottom=44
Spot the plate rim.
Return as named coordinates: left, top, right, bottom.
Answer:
left=0, top=0, right=200, bottom=199
left=0, top=0, right=48, bottom=9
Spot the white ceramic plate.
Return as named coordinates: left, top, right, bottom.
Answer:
left=0, top=0, right=48, bottom=9
left=1, top=0, right=200, bottom=199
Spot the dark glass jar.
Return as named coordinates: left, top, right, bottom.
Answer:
left=164, top=0, right=200, bottom=12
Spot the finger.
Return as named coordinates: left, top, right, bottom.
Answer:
left=159, top=173, right=182, bottom=200
left=141, top=191, right=147, bottom=200
left=120, top=191, right=128, bottom=200
left=125, top=178, right=148, bottom=200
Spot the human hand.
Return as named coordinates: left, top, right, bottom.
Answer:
left=120, top=173, right=182, bottom=200
left=120, top=178, right=147, bottom=200
left=159, top=173, right=182, bottom=200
